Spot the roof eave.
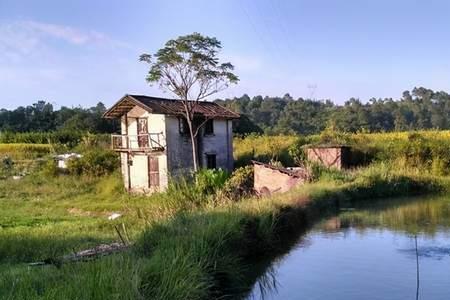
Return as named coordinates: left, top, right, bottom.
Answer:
left=102, top=94, right=153, bottom=119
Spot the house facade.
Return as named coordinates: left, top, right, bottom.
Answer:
left=103, top=94, right=239, bottom=194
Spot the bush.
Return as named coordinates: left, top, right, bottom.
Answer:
left=41, top=159, right=59, bottom=177
left=195, top=168, right=229, bottom=195
left=0, top=156, right=14, bottom=178
left=287, top=136, right=309, bottom=165
left=67, top=149, right=119, bottom=176
left=222, top=166, right=254, bottom=201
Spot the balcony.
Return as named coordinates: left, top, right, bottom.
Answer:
left=111, top=133, right=165, bottom=152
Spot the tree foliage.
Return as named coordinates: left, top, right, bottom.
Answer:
left=0, top=101, right=118, bottom=133
left=216, top=87, right=450, bottom=135
left=140, top=32, right=239, bottom=171
left=2, top=87, right=450, bottom=138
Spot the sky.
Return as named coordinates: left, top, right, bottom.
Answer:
left=1, top=0, right=450, bottom=109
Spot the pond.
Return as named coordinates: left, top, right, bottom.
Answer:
left=247, top=195, right=450, bottom=300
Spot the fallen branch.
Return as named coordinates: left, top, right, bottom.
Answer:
left=29, top=242, right=129, bottom=267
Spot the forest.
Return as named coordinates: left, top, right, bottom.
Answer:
left=1, top=87, right=450, bottom=137
left=217, top=86, right=450, bottom=134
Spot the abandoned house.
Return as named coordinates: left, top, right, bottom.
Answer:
left=305, top=145, right=350, bottom=170
left=103, top=94, right=239, bottom=193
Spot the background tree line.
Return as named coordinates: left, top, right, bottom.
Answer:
left=216, top=87, right=450, bottom=135
left=0, top=101, right=118, bottom=133
left=1, top=87, right=450, bottom=136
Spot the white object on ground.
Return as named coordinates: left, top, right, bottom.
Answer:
left=108, top=213, right=122, bottom=220
left=55, top=153, right=82, bottom=169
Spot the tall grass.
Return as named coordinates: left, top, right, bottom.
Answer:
left=234, top=134, right=299, bottom=166
left=1, top=130, right=450, bottom=299
left=0, top=143, right=53, bottom=160
left=234, top=130, right=450, bottom=176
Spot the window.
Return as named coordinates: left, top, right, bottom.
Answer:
left=206, top=154, right=216, bottom=169
left=204, top=119, right=214, bottom=135
left=179, top=118, right=189, bottom=135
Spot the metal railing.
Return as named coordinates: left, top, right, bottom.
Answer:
left=111, top=133, right=165, bottom=151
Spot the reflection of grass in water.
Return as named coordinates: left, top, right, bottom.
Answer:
left=337, top=196, right=450, bottom=235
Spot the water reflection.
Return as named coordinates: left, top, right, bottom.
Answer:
left=399, top=245, right=450, bottom=260
left=250, top=266, right=279, bottom=300
left=247, top=195, right=450, bottom=300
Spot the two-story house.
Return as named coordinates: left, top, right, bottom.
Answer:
left=103, top=94, right=239, bottom=194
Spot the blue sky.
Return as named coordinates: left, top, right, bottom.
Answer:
left=1, top=0, right=450, bottom=109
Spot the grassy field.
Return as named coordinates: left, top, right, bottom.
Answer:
left=0, top=165, right=445, bottom=299
left=1, top=130, right=450, bottom=299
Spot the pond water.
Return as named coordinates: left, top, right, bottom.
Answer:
left=247, top=196, right=450, bottom=300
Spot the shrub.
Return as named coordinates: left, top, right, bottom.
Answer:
left=0, top=156, right=14, bottom=178
left=222, top=166, right=254, bottom=201
left=41, top=159, right=59, bottom=177
left=287, top=136, right=309, bottom=165
left=67, top=149, right=119, bottom=176
left=195, top=168, right=229, bottom=195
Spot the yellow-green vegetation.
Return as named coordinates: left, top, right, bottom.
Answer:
left=0, top=143, right=53, bottom=160
left=234, top=134, right=298, bottom=166
left=235, top=130, right=450, bottom=176
left=1, top=130, right=450, bottom=299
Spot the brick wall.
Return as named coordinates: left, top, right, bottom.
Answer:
left=306, top=147, right=349, bottom=169
left=254, top=164, right=306, bottom=194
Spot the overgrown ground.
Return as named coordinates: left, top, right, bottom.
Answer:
left=1, top=130, right=450, bottom=299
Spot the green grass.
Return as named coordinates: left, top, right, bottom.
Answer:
left=2, top=130, right=450, bottom=299
left=0, top=163, right=445, bottom=299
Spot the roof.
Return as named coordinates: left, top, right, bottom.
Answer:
left=103, top=94, right=240, bottom=119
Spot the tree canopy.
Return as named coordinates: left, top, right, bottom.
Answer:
left=140, top=32, right=239, bottom=171
left=2, top=87, right=450, bottom=136
left=0, top=101, right=118, bottom=133
left=215, top=87, right=450, bottom=135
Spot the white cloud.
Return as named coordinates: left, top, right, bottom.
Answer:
left=0, top=20, right=129, bottom=63
left=22, top=20, right=127, bottom=47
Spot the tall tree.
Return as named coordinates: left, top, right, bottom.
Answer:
left=140, top=32, right=239, bottom=172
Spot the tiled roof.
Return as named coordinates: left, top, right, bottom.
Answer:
left=103, top=94, right=240, bottom=119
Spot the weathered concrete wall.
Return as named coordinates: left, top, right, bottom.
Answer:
left=306, top=147, right=348, bottom=169
left=119, top=106, right=169, bottom=193
left=124, top=106, right=166, bottom=149
left=120, top=152, right=129, bottom=190
left=200, top=119, right=233, bottom=171
left=129, top=154, right=149, bottom=192
left=127, top=153, right=168, bottom=194
left=166, top=117, right=234, bottom=177
left=165, top=116, right=194, bottom=178
left=119, top=108, right=233, bottom=193
left=254, top=164, right=305, bottom=194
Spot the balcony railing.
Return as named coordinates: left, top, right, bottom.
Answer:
left=111, top=133, right=165, bottom=151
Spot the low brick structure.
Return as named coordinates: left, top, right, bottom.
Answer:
left=305, top=145, right=350, bottom=169
left=253, top=161, right=310, bottom=195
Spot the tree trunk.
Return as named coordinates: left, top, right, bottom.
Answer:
left=186, top=117, right=199, bottom=172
